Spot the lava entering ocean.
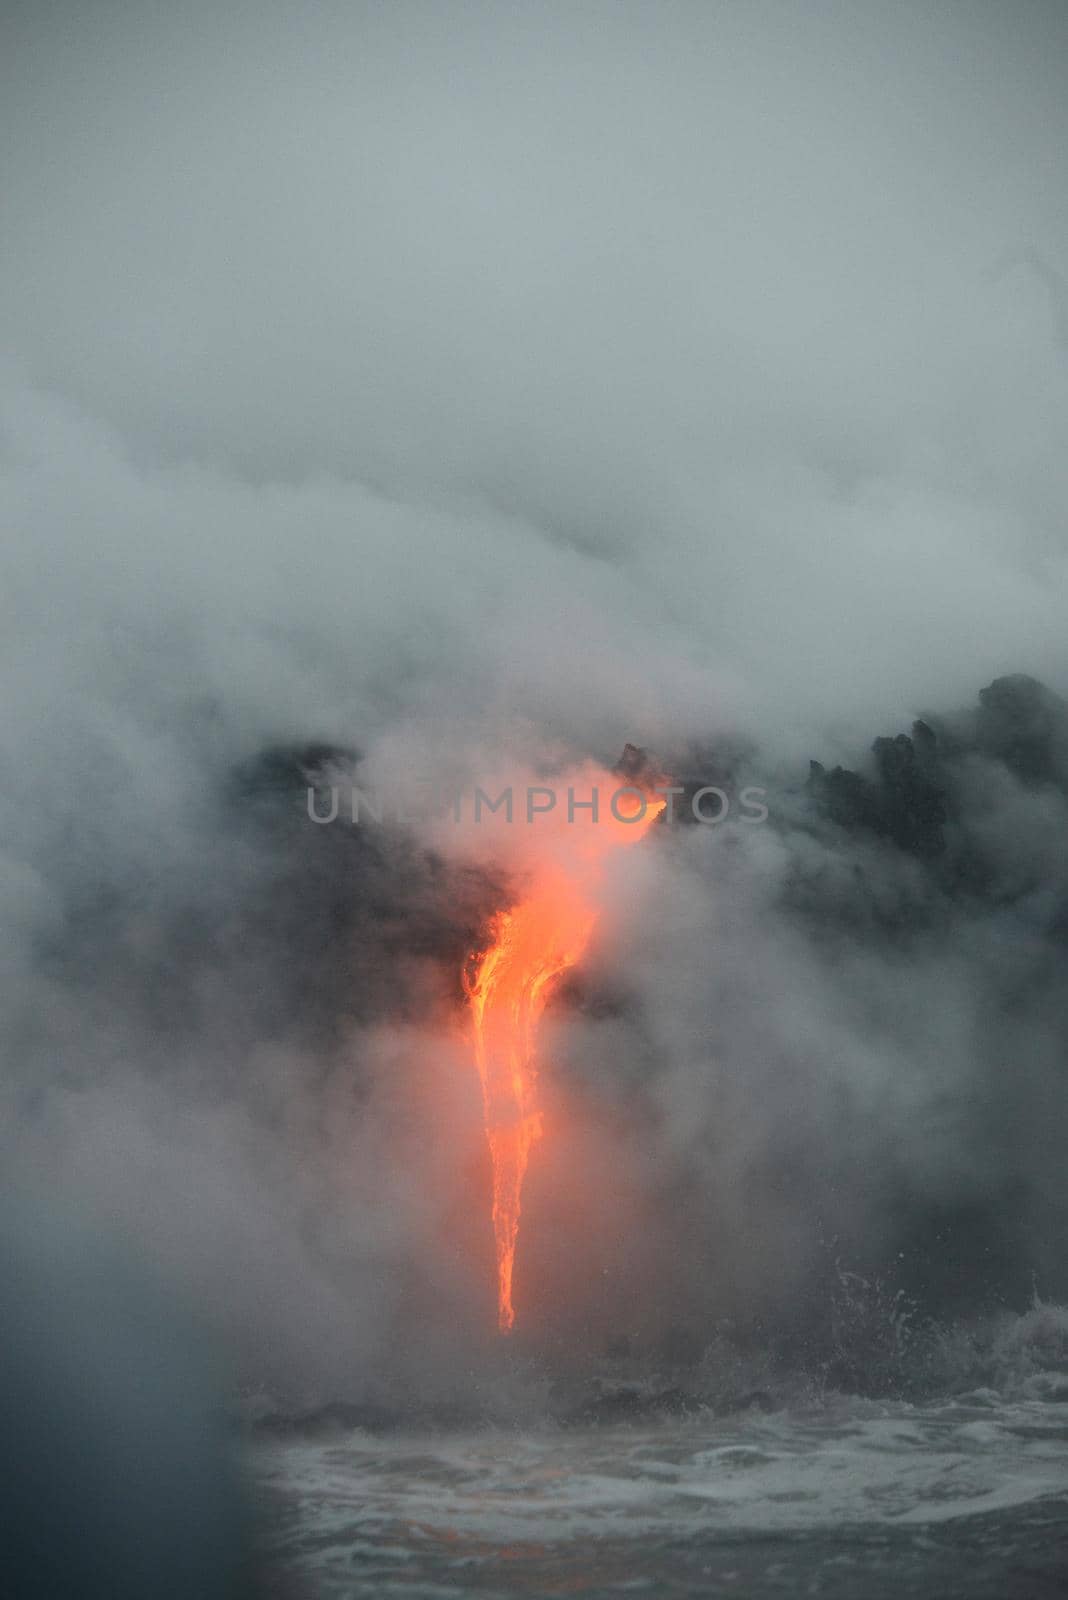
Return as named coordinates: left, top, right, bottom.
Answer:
left=464, top=766, right=666, bottom=1332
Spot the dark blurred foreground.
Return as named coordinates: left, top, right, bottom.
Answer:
left=0, top=1198, right=261, bottom=1600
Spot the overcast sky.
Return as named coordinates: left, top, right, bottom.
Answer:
left=3, top=0, right=1067, bottom=767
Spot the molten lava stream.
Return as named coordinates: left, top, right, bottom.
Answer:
left=464, top=783, right=665, bottom=1333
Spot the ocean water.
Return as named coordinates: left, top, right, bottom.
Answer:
left=249, top=1311, right=1068, bottom=1598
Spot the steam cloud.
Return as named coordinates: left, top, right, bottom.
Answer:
left=2, top=1, right=1067, bottom=1408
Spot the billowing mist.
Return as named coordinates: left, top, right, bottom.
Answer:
left=2, top=0, right=1068, bottom=1419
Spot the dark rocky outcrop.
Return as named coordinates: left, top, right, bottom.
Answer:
left=808, top=723, right=948, bottom=858
left=807, top=675, right=1068, bottom=864
left=975, top=673, right=1068, bottom=788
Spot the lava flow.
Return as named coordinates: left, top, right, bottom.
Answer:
left=464, top=771, right=665, bottom=1333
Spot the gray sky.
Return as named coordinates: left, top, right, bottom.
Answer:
left=3, top=0, right=1067, bottom=759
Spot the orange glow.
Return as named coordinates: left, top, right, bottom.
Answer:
left=464, top=777, right=665, bottom=1333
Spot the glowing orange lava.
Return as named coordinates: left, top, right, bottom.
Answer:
left=464, top=778, right=665, bottom=1332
